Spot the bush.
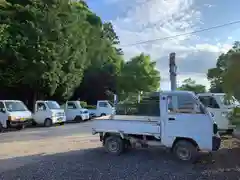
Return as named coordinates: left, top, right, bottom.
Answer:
left=86, top=105, right=96, bottom=109
left=80, top=101, right=87, bottom=108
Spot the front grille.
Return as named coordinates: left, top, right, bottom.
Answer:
left=57, top=112, right=64, bottom=116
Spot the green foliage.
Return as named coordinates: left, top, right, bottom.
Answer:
left=79, top=101, right=87, bottom=108
left=177, top=78, right=206, bottom=94
left=118, top=53, right=160, bottom=99
left=0, top=0, right=162, bottom=106
left=207, top=41, right=240, bottom=99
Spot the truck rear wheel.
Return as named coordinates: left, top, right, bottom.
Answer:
left=173, top=140, right=198, bottom=162
left=104, top=136, right=124, bottom=155
left=16, top=124, right=25, bottom=130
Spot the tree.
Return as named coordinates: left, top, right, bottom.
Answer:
left=0, top=0, right=95, bottom=106
left=178, top=78, right=206, bottom=93
left=118, top=53, right=160, bottom=99
left=207, top=41, right=240, bottom=99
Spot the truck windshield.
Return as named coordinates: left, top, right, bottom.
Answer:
left=5, top=101, right=28, bottom=112
left=217, top=95, right=239, bottom=106
left=46, top=101, right=60, bottom=109
left=108, top=101, right=114, bottom=107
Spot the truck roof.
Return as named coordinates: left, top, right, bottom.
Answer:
left=0, top=100, right=23, bottom=102
left=149, top=91, right=195, bottom=97
left=198, top=93, right=225, bottom=96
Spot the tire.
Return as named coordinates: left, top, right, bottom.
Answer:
left=16, top=124, right=25, bottom=130
left=173, top=140, right=198, bottom=162
left=100, top=113, right=106, bottom=117
left=226, top=129, right=234, bottom=135
left=0, top=123, right=3, bottom=133
left=44, top=118, right=52, bottom=127
left=74, top=116, right=82, bottom=123
left=59, top=122, right=64, bottom=126
left=104, top=136, right=124, bottom=155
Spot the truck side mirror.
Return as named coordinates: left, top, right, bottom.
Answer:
left=0, top=108, right=6, bottom=113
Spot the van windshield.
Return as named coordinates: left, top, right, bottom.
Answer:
left=108, top=101, right=114, bottom=107
left=46, top=101, right=60, bottom=109
left=5, top=101, right=28, bottom=112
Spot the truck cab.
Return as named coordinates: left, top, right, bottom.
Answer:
left=0, top=100, right=32, bottom=132
left=92, top=91, right=220, bottom=162
left=32, top=100, right=66, bottom=127
left=197, top=93, right=238, bottom=133
left=63, top=101, right=89, bottom=122
left=88, top=100, right=115, bottom=117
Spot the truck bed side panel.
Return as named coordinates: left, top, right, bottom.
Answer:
left=92, top=119, right=160, bottom=136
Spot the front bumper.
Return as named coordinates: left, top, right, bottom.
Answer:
left=212, top=136, right=221, bottom=151
left=52, top=116, right=66, bottom=123
left=8, top=119, right=32, bottom=127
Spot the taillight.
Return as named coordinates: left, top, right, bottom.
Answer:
left=213, top=123, right=218, bottom=134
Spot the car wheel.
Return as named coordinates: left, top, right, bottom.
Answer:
left=104, top=136, right=124, bottom=155
left=16, top=124, right=25, bottom=130
left=44, top=118, right=52, bottom=127
left=74, top=116, right=82, bottom=123
left=100, top=113, right=106, bottom=117
left=0, top=123, right=3, bottom=133
left=173, top=140, right=198, bottom=163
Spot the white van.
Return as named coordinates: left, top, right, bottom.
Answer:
left=32, top=100, right=66, bottom=127
left=198, top=93, right=238, bottom=133
left=0, top=100, right=32, bottom=132
left=62, top=101, right=89, bottom=122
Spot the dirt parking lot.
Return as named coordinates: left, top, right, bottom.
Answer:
left=0, top=122, right=240, bottom=180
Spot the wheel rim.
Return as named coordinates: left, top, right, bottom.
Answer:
left=176, top=147, right=191, bottom=161
left=108, top=140, right=119, bottom=153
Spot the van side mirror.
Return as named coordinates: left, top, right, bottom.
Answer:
left=0, top=108, right=6, bottom=113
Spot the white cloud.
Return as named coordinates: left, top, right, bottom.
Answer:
left=107, top=0, right=231, bottom=90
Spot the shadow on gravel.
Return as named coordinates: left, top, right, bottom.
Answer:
left=0, top=143, right=240, bottom=180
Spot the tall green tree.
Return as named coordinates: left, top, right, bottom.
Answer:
left=207, top=41, right=240, bottom=99
left=178, top=78, right=206, bottom=93
left=118, top=53, right=160, bottom=99
left=0, top=0, right=94, bottom=104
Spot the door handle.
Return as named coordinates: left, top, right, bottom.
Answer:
left=168, top=117, right=175, bottom=121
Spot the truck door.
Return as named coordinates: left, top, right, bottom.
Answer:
left=198, top=95, right=226, bottom=130
left=34, top=102, right=47, bottom=123
left=161, top=93, right=212, bottom=150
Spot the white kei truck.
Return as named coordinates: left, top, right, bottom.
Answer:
left=32, top=100, right=66, bottom=127
left=62, top=101, right=90, bottom=122
left=198, top=93, right=239, bottom=133
left=88, top=100, right=115, bottom=117
left=0, top=100, right=32, bottom=132
left=91, top=91, right=221, bottom=162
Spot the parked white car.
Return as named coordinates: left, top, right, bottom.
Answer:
left=0, top=100, right=32, bottom=132
left=62, top=101, right=89, bottom=122
left=92, top=91, right=221, bottom=162
left=88, top=100, right=115, bottom=117
left=198, top=93, right=238, bottom=133
left=32, top=100, right=66, bottom=127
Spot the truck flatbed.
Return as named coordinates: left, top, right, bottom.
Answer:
left=92, top=115, right=161, bottom=137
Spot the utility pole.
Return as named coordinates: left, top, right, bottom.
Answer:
left=169, top=52, right=177, bottom=91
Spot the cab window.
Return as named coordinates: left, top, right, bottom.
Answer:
left=199, top=96, right=220, bottom=109
left=37, top=102, right=46, bottom=111
left=67, top=102, right=77, bottom=109
left=168, top=94, right=203, bottom=114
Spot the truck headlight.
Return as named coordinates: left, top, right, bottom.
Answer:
left=8, top=116, right=16, bottom=121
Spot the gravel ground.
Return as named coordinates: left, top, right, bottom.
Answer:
left=0, top=135, right=240, bottom=180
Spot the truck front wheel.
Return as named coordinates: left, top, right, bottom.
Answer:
left=44, top=118, right=52, bottom=127
left=173, top=140, right=198, bottom=162
left=0, top=123, right=3, bottom=133
left=104, top=136, right=124, bottom=155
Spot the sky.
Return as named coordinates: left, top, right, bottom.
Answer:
left=86, top=0, right=240, bottom=90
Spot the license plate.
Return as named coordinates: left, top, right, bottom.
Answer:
left=20, top=118, right=25, bottom=121
left=58, top=118, right=62, bottom=122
